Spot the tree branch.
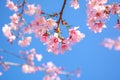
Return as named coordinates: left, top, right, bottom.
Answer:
left=0, top=49, right=26, bottom=60
left=0, top=61, right=21, bottom=66
left=19, top=0, right=26, bottom=21
left=57, top=0, right=67, bottom=28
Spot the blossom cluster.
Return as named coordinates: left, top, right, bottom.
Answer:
left=2, top=0, right=85, bottom=54
left=87, top=0, right=120, bottom=33
left=102, top=37, right=120, bottom=50
left=0, top=49, right=80, bottom=79
left=1, top=0, right=82, bottom=79
left=20, top=49, right=43, bottom=74
left=25, top=16, right=85, bottom=54
left=20, top=48, right=42, bottom=65
left=0, top=56, right=9, bottom=76
left=70, top=0, right=79, bottom=10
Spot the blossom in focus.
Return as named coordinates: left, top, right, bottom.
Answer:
left=91, top=22, right=107, bottom=33
left=18, top=37, right=32, bottom=47
left=69, top=27, right=85, bottom=44
left=40, top=34, right=50, bottom=44
left=46, top=33, right=60, bottom=54
left=71, top=0, right=79, bottom=10
left=61, top=43, right=71, bottom=53
left=87, top=0, right=109, bottom=33
left=6, top=0, right=18, bottom=12
left=30, top=16, right=47, bottom=37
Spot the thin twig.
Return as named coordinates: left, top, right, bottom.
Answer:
left=0, top=49, right=26, bottom=60
left=0, top=61, right=21, bottom=66
left=0, top=61, right=75, bottom=76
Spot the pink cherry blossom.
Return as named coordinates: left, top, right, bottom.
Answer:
left=23, top=27, right=32, bottom=34
left=10, top=13, right=19, bottom=23
left=114, top=37, right=120, bottom=50
left=60, top=43, right=71, bottom=53
left=27, top=54, right=34, bottom=61
left=34, top=16, right=46, bottom=25
left=30, top=16, right=47, bottom=37
left=18, top=37, right=32, bottom=47
left=22, top=64, right=36, bottom=73
left=34, top=27, right=47, bottom=38
left=102, top=37, right=120, bottom=51
left=35, top=54, right=42, bottom=61
left=87, top=0, right=110, bottom=33
left=35, top=5, right=42, bottom=15
left=2, top=24, right=16, bottom=42
left=46, top=18, right=57, bottom=30
left=6, top=0, right=18, bottom=12
left=40, top=34, right=50, bottom=44
left=30, top=48, right=36, bottom=54
left=93, top=4, right=105, bottom=11
left=8, top=35, right=16, bottom=42
left=71, top=0, right=79, bottom=10
left=102, top=38, right=115, bottom=49
left=45, top=62, right=61, bottom=74
left=42, top=62, right=62, bottom=80
left=69, top=27, right=85, bottom=44
left=93, top=11, right=108, bottom=20
left=47, top=35, right=60, bottom=54
left=9, top=22, right=17, bottom=30
left=111, top=4, right=120, bottom=14
left=26, top=4, right=36, bottom=15
left=2, top=24, right=12, bottom=38
left=91, top=22, right=107, bottom=33
left=45, top=62, right=55, bottom=73
left=47, top=44, right=59, bottom=54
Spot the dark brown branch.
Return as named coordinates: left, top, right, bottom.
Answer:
left=16, top=0, right=26, bottom=39
left=19, top=0, right=26, bottom=21
left=57, top=0, right=67, bottom=28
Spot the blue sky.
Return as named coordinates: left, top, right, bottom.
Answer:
left=0, top=0, right=120, bottom=80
